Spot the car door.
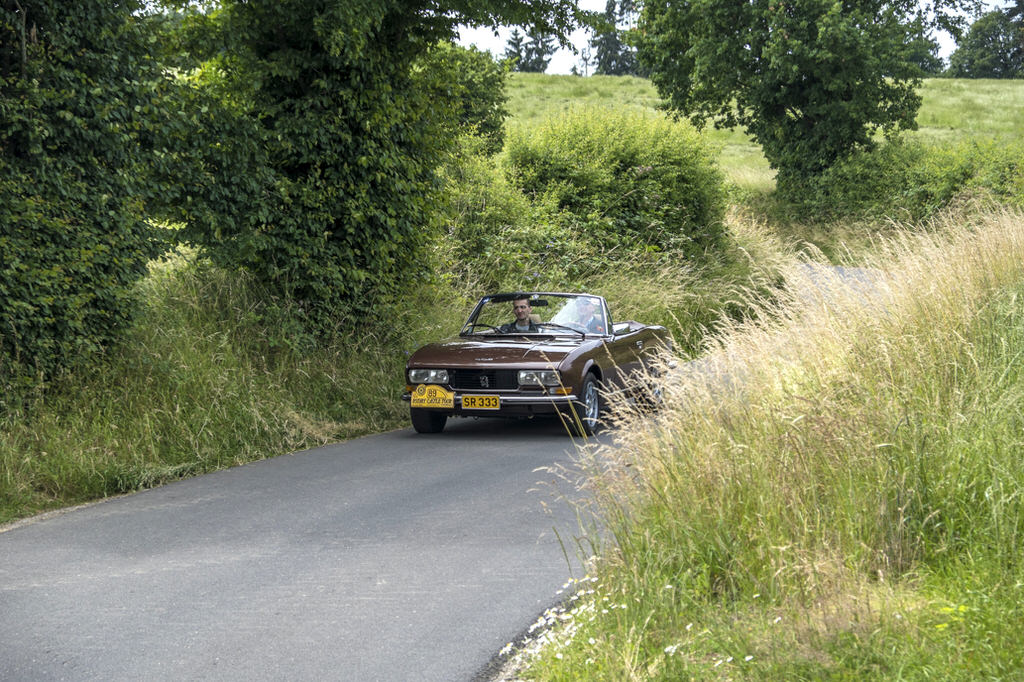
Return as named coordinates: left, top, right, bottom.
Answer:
left=602, top=322, right=648, bottom=389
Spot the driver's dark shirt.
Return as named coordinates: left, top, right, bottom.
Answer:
left=499, top=321, right=539, bottom=333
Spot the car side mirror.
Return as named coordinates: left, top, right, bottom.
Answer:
left=612, top=322, right=630, bottom=335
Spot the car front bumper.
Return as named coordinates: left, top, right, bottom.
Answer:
left=402, top=391, right=578, bottom=417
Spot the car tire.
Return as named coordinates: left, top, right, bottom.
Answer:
left=568, top=373, right=602, bottom=437
left=635, top=372, right=665, bottom=412
left=410, top=408, right=447, bottom=434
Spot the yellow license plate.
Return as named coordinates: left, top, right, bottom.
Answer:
left=410, top=384, right=454, bottom=409
left=462, top=394, right=500, bottom=410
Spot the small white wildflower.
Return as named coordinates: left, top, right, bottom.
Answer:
left=664, top=644, right=680, bottom=655
left=555, top=653, right=563, bottom=660
left=726, top=656, right=733, bottom=663
left=686, top=623, right=693, bottom=631
left=773, top=616, right=782, bottom=624
left=714, top=659, right=723, bottom=668
left=745, top=655, right=754, bottom=662
left=588, top=638, right=596, bottom=645
left=500, top=643, right=513, bottom=656
left=753, top=593, right=760, bottom=599
left=664, top=584, right=674, bottom=590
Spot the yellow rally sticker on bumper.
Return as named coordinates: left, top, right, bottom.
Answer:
left=410, top=384, right=454, bottom=409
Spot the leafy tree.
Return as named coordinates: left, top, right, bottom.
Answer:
left=590, top=0, right=644, bottom=76
left=1008, top=0, right=1024, bottom=24
left=418, top=43, right=510, bottom=154
left=506, top=26, right=558, bottom=72
left=905, top=25, right=945, bottom=75
left=1, top=0, right=168, bottom=387
left=1008, top=0, right=1024, bottom=66
left=948, top=10, right=1024, bottom=78
left=151, top=0, right=576, bottom=337
left=637, top=0, right=977, bottom=195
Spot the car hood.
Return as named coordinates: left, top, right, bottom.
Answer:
left=408, top=337, right=582, bottom=368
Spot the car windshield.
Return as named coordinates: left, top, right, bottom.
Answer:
left=462, top=294, right=608, bottom=336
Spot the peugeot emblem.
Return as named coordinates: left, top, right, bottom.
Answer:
left=479, top=375, right=490, bottom=388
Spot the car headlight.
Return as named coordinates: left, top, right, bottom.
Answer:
left=409, top=368, right=449, bottom=384
left=518, top=370, right=561, bottom=387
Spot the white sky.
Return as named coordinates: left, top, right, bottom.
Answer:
left=456, top=0, right=606, bottom=75
left=456, top=0, right=1004, bottom=75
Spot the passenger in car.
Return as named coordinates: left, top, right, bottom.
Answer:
left=574, top=297, right=606, bottom=334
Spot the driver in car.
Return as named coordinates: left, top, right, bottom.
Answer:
left=499, top=296, right=539, bottom=333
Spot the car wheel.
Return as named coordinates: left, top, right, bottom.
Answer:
left=410, top=408, right=447, bottom=434
left=568, top=373, right=602, bottom=437
left=635, top=373, right=665, bottom=412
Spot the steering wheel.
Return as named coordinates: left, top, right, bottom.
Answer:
left=463, top=323, right=501, bottom=334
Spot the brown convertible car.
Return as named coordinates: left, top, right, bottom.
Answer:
left=403, top=292, right=671, bottom=435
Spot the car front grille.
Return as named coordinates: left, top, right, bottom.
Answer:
left=450, top=369, right=518, bottom=390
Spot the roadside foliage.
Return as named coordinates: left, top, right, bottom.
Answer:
left=0, top=1, right=168, bottom=393
left=439, top=108, right=728, bottom=295
left=2, top=0, right=579, bottom=384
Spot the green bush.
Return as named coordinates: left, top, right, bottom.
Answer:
left=436, top=138, right=598, bottom=292
left=0, top=1, right=167, bottom=392
left=503, top=108, right=727, bottom=258
left=797, top=137, right=1024, bottom=221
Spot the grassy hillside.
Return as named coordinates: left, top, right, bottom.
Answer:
left=506, top=74, right=770, bottom=190
left=508, top=74, right=1024, bottom=193
left=917, top=78, right=1024, bottom=141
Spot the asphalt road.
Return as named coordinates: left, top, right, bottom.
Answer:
left=0, top=417, right=605, bottom=681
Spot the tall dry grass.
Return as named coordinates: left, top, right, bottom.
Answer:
left=522, top=207, right=1024, bottom=679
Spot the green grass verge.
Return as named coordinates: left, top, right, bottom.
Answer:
left=0, top=254, right=463, bottom=523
